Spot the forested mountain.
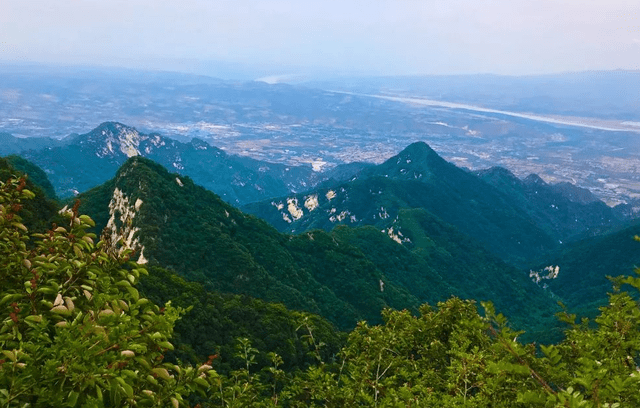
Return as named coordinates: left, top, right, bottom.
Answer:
left=139, top=266, right=345, bottom=373
left=4, top=154, right=640, bottom=406
left=244, top=141, right=624, bottom=266
left=73, top=156, right=559, bottom=335
left=330, top=213, right=561, bottom=341
left=75, top=156, right=421, bottom=330
left=0, top=155, right=344, bottom=373
left=17, top=122, right=355, bottom=204
left=4, top=154, right=59, bottom=201
left=0, top=156, right=60, bottom=232
left=475, top=166, right=623, bottom=243
left=533, top=222, right=640, bottom=316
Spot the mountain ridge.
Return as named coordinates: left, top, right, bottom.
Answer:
left=78, top=156, right=561, bottom=335
left=74, top=156, right=559, bottom=334
left=19, top=122, right=354, bottom=204
left=245, top=141, right=625, bottom=265
left=76, top=156, right=422, bottom=330
left=475, top=166, right=622, bottom=243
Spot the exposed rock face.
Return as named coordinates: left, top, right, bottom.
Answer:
left=22, top=121, right=365, bottom=204
left=103, top=187, right=146, bottom=264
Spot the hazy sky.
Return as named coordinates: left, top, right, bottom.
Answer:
left=1, top=0, right=639, bottom=79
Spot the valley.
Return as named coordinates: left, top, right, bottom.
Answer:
left=2, top=66, right=640, bottom=207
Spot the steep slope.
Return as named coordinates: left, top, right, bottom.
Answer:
left=76, top=156, right=420, bottom=330
left=22, top=122, right=344, bottom=204
left=245, top=142, right=559, bottom=265
left=330, top=215, right=560, bottom=339
left=322, top=162, right=375, bottom=182
left=533, top=222, right=640, bottom=316
left=476, top=167, right=622, bottom=243
left=5, top=155, right=58, bottom=201
left=140, top=266, right=344, bottom=373
left=3, top=174, right=345, bottom=375
left=0, top=156, right=60, bottom=232
left=76, top=156, right=559, bottom=336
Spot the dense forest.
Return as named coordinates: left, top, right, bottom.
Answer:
left=74, top=156, right=562, bottom=335
left=3, top=157, right=640, bottom=406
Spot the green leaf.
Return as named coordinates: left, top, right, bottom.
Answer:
left=151, top=367, right=173, bottom=381
left=194, top=377, right=209, bottom=388
left=24, top=315, right=43, bottom=323
left=0, top=293, right=22, bottom=305
left=11, top=222, right=28, bottom=232
left=67, top=391, right=79, bottom=407
left=121, top=382, right=134, bottom=398
left=79, top=215, right=95, bottom=227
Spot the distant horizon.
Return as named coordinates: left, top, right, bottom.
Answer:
left=1, top=59, right=639, bottom=83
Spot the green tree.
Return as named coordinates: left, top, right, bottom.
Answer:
left=5, top=167, right=640, bottom=407
left=0, top=176, right=215, bottom=407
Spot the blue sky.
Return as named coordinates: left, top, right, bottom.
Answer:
left=1, top=0, right=639, bottom=79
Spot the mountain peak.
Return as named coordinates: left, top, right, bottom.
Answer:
left=359, top=141, right=450, bottom=182
left=551, top=181, right=599, bottom=205
left=394, top=141, right=447, bottom=168
left=523, top=174, right=548, bottom=187
left=189, top=137, right=214, bottom=151
left=83, top=122, right=143, bottom=158
left=475, top=166, right=521, bottom=186
left=400, top=141, right=438, bottom=157
left=476, top=166, right=518, bottom=179
left=94, top=121, right=133, bottom=133
left=116, top=155, right=168, bottom=180
left=394, top=142, right=446, bottom=168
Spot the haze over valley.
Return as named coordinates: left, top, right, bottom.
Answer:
left=1, top=66, right=640, bottom=207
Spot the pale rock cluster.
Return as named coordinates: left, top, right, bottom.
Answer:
left=104, top=188, right=147, bottom=264
left=97, top=126, right=143, bottom=158
left=529, top=265, right=560, bottom=287
left=287, top=197, right=304, bottom=220
left=326, top=190, right=336, bottom=201
left=382, top=226, right=411, bottom=245
left=304, top=194, right=319, bottom=211
left=172, top=156, right=185, bottom=170
left=329, top=209, right=354, bottom=223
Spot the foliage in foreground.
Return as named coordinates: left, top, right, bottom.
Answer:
left=3, top=173, right=640, bottom=407
left=0, top=177, right=216, bottom=406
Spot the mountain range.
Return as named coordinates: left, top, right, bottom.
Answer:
left=4, top=122, right=362, bottom=205
left=0, top=132, right=63, bottom=154
left=5, top=128, right=640, bottom=408
left=3, top=123, right=637, bottom=337
left=244, top=141, right=626, bottom=266
left=0, top=156, right=345, bottom=373
left=2, top=121, right=631, bottom=252
left=70, top=155, right=559, bottom=335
